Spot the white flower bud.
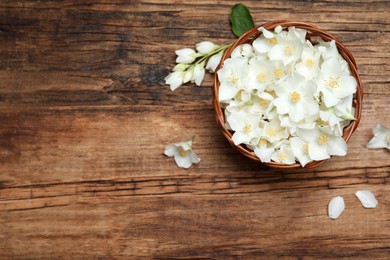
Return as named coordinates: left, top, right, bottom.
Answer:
left=196, top=41, right=217, bottom=54
left=182, top=67, right=194, bottom=83
left=164, top=71, right=184, bottom=91
left=175, top=48, right=197, bottom=63
left=193, top=63, right=205, bottom=86
left=206, top=51, right=223, bottom=73
left=173, top=63, right=190, bottom=72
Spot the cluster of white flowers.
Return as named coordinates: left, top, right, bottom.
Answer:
left=218, top=26, right=357, bottom=167
left=164, top=41, right=229, bottom=91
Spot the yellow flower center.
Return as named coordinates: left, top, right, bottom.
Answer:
left=278, top=152, right=286, bottom=161
left=305, top=58, right=314, bottom=67
left=179, top=147, right=189, bottom=157
left=258, top=138, right=268, bottom=147
left=303, top=144, right=309, bottom=154
left=284, top=44, right=294, bottom=55
left=256, top=72, right=267, bottom=82
left=267, top=127, right=276, bottom=137
left=317, top=119, right=329, bottom=126
left=325, top=77, right=340, bottom=89
left=258, top=98, right=269, bottom=108
left=235, top=90, right=243, bottom=101
left=386, top=135, right=390, bottom=145
left=227, top=75, right=239, bottom=87
left=267, top=37, right=277, bottom=45
left=274, top=68, right=283, bottom=79
left=243, top=124, right=252, bottom=134
left=317, top=134, right=329, bottom=145
left=289, top=91, right=301, bottom=103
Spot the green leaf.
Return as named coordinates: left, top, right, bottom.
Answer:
left=230, top=3, right=255, bottom=37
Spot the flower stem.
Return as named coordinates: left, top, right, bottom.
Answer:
left=195, top=44, right=232, bottom=65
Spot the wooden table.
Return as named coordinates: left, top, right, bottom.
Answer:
left=0, top=0, right=389, bottom=258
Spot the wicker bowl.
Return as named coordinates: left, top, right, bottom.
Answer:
left=213, top=21, right=363, bottom=169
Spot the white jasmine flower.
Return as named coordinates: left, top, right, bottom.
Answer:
left=271, top=143, right=296, bottom=164
left=333, top=95, right=355, bottom=120
left=164, top=139, right=200, bottom=169
left=280, top=114, right=316, bottom=136
left=355, top=190, right=378, bottom=208
left=254, top=138, right=275, bottom=163
left=164, top=71, right=184, bottom=91
left=226, top=110, right=261, bottom=145
left=297, top=127, right=347, bottom=161
left=318, top=57, right=357, bottom=107
left=319, top=110, right=342, bottom=136
left=262, top=117, right=289, bottom=144
left=318, top=40, right=341, bottom=61
left=269, top=60, right=293, bottom=83
left=290, top=137, right=312, bottom=167
left=367, top=124, right=390, bottom=150
left=192, top=63, right=205, bottom=86
left=268, top=27, right=304, bottom=66
left=196, top=41, right=217, bottom=54
left=175, top=48, right=198, bottom=64
left=250, top=91, right=274, bottom=115
left=253, top=27, right=278, bottom=54
left=231, top=43, right=254, bottom=58
left=247, top=59, right=274, bottom=92
left=328, top=196, right=345, bottom=220
left=273, top=73, right=319, bottom=122
left=295, top=42, right=321, bottom=80
left=206, top=51, right=223, bottom=73
left=217, top=57, right=249, bottom=102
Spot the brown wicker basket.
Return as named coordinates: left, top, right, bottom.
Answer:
left=213, top=21, right=363, bottom=169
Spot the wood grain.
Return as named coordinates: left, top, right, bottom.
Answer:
left=0, top=0, right=389, bottom=258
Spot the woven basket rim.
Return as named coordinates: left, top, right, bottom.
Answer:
left=212, top=20, right=363, bottom=169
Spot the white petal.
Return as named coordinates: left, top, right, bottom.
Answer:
left=322, top=88, right=340, bottom=108
left=232, top=131, right=250, bottom=145
left=289, top=104, right=305, bottom=122
left=367, top=136, right=389, bottom=150
left=219, top=85, right=240, bottom=101
left=174, top=153, right=193, bottom=168
left=254, top=147, right=274, bottom=163
left=190, top=151, right=201, bottom=164
left=373, top=124, right=389, bottom=135
left=273, top=97, right=290, bottom=115
left=308, top=142, right=330, bottom=161
left=355, top=190, right=378, bottom=208
left=253, top=38, right=271, bottom=53
left=164, top=144, right=178, bottom=157
left=327, top=136, right=348, bottom=156
left=268, top=45, right=284, bottom=61
left=333, top=76, right=357, bottom=98
left=297, top=128, right=321, bottom=143
left=328, top=196, right=345, bottom=220
left=259, top=27, right=275, bottom=38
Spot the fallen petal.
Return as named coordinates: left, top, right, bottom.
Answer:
left=328, top=196, right=345, bottom=220
left=355, top=190, right=378, bottom=208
